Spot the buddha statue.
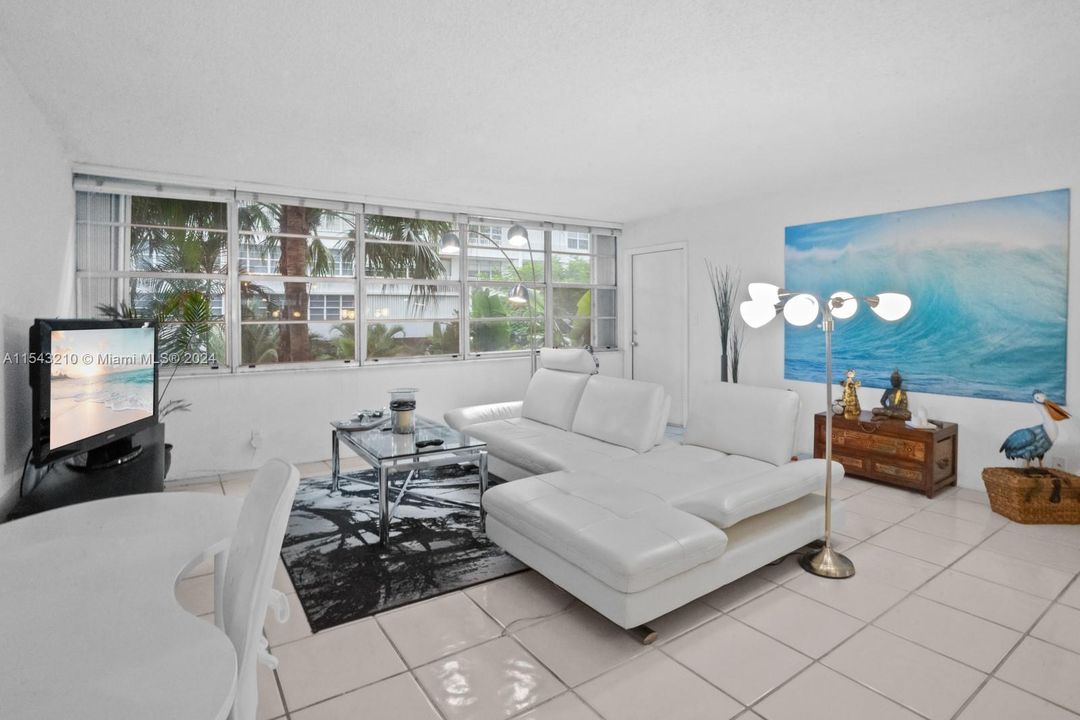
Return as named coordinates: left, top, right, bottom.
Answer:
left=839, top=368, right=861, bottom=418
left=872, top=368, right=912, bottom=420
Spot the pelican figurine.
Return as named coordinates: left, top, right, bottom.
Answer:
left=1000, top=390, right=1071, bottom=467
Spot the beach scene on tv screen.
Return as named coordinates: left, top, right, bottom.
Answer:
left=49, top=327, right=154, bottom=449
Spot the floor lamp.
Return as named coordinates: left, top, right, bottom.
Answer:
left=740, top=285, right=911, bottom=578
left=439, top=225, right=540, bottom=375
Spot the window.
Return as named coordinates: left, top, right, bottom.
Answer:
left=74, top=178, right=618, bottom=370
left=463, top=222, right=544, bottom=354
left=550, top=231, right=617, bottom=349
left=237, top=200, right=358, bottom=364
left=75, top=193, right=228, bottom=367
left=363, top=211, right=461, bottom=360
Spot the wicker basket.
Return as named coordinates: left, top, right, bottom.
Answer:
left=982, top=467, right=1080, bottom=524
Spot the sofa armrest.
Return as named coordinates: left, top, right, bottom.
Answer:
left=444, top=401, right=523, bottom=431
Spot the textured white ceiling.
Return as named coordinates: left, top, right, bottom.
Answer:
left=1, top=0, right=1078, bottom=222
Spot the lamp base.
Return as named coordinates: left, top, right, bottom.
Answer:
left=799, top=545, right=855, bottom=579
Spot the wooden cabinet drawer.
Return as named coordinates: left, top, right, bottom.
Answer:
left=831, top=452, right=866, bottom=473
left=869, top=458, right=926, bottom=489
left=831, top=430, right=926, bottom=462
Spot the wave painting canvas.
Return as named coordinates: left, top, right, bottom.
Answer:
left=784, top=189, right=1069, bottom=403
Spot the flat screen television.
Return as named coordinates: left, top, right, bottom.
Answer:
left=30, top=319, right=159, bottom=468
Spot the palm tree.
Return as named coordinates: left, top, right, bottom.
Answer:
left=360, top=215, right=449, bottom=282
left=104, top=198, right=457, bottom=365
left=238, top=203, right=350, bottom=362
left=470, top=288, right=512, bottom=351
left=240, top=324, right=279, bottom=364
left=366, top=323, right=406, bottom=359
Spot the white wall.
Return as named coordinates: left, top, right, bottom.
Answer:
left=0, top=56, right=74, bottom=515
left=621, top=138, right=1080, bottom=490
left=165, top=350, right=623, bottom=480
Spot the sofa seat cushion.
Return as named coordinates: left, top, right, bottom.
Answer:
left=578, top=446, right=831, bottom=529
left=464, top=418, right=636, bottom=475
left=521, top=368, right=591, bottom=430
left=482, top=472, right=728, bottom=593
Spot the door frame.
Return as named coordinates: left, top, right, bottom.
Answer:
left=623, top=241, right=689, bottom=426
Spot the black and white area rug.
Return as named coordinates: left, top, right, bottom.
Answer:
left=280, top=465, right=524, bottom=632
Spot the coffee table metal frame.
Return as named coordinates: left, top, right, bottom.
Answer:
left=330, top=416, right=488, bottom=548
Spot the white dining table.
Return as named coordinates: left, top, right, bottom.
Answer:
left=0, top=492, right=244, bottom=720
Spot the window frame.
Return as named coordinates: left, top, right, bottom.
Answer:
left=74, top=183, right=619, bottom=374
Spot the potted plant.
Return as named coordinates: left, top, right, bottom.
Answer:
left=97, top=297, right=208, bottom=478
left=706, top=261, right=745, bottom=382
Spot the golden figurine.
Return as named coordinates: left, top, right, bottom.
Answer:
left=872, top=369, right=912, bottom=420
left=839, top=368, right=861, bottom=418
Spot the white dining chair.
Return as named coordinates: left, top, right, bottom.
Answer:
left=221, top=458, right=300, bottom=720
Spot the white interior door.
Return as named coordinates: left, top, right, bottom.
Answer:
left=631, top=247, right=686, bottom=426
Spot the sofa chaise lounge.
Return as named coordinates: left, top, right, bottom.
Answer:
left=447, top=351, right=842, bottom=639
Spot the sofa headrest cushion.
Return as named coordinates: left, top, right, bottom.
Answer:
left=539, top=348, right=597, bottom=374
left=684, top=383, right=800, bottom=466
left=522, top=368, right=591, bottom=430
left=572, top=376, right=666, bottom=453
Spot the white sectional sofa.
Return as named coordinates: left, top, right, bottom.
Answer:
left=447, top=353, right=842, bottom=638
left=445, top=348, right=673, bottom=480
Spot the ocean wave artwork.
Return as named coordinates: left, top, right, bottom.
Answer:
left=784, top=189, right=1069, bottom=403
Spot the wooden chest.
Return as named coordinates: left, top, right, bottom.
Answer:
left=814, top=411, right=958, bottom=498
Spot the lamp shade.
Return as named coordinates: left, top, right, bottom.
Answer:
left=508, top=283, right=529, bottom=304
left=748, top=282, right=782, bottom=305
left=439, top=231, right=461, bottom=255
left=829, top=291, right=858, bottom=320
left=869, top=292, right=911, bottom=321
left=507, top=224, right=529, bottom=247
left=740, top=300, right=778, bottom=329
left=783, top=294, right=820, bottom=326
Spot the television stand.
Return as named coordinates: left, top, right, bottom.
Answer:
left=66, top=436, right=144, bottom=472
left=7, top=423, right=165, bottom=521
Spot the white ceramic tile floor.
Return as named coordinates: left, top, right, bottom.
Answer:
left=784, top=569, right=908, bottom=622
left=511, top=604, right=650, bottom=687
left=997, top=637, right=1080, bottom=714
left=413, top=636, right=565, bottom=720
left=867, top=524, right=973, bottom=565
left=1031, top=602, right=1080, bottom=655
left=874, top=595, right=1021, bottom=672
left=915, top=568, right=1052, bottom=632
left=575, top=650, right=742, bottom=720
left=514, top=693, right=601, bottom=720
left=956, top=678, right=1079, bottom=720
left=377, top=591, right=503, bottom=667
left=1060, top=577, right=1080, bottom=609
left=663, top=616, right=811, bottom=705
left=169, top=474, right=1080, bottom=720
left=822, top=626, right=987, bottom=720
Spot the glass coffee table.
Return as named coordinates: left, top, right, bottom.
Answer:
left=330, top=416, right=489, bottom=548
